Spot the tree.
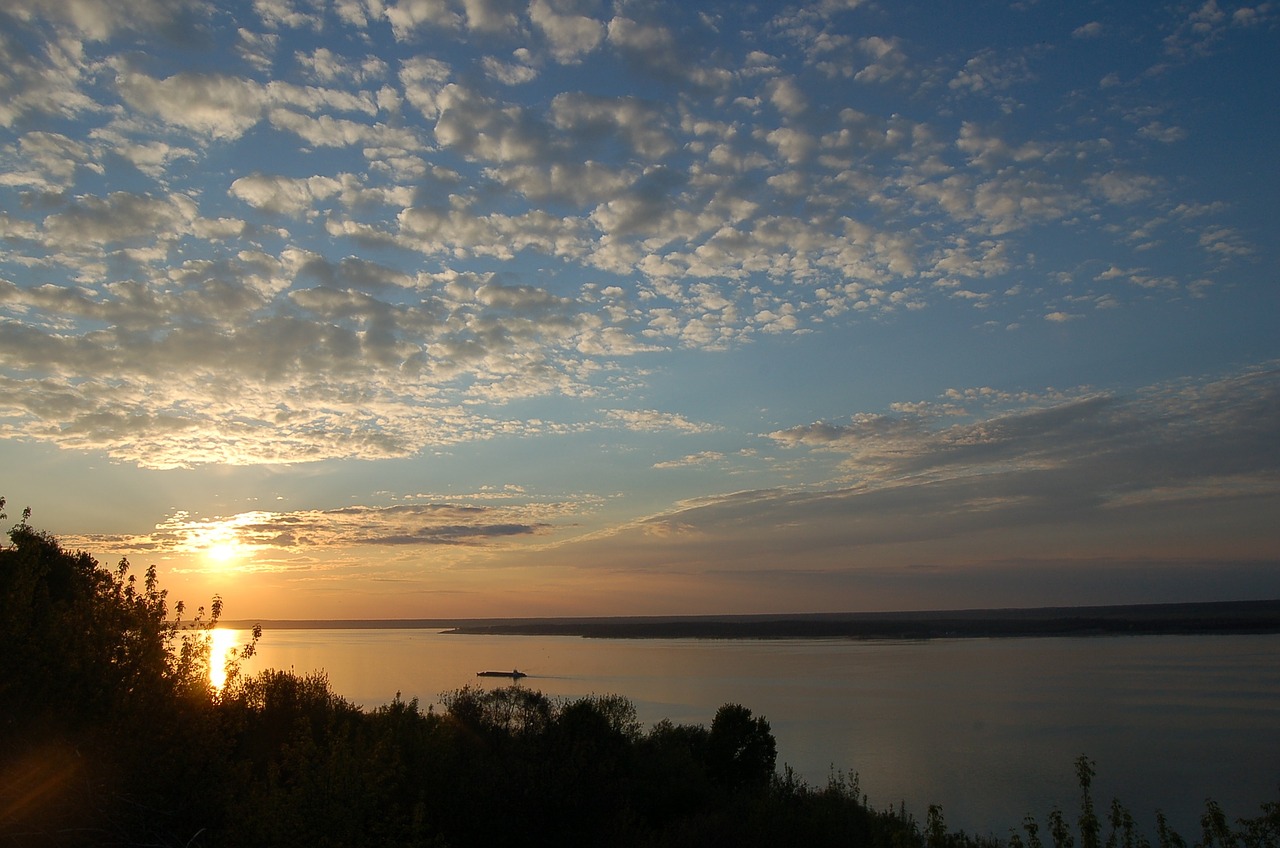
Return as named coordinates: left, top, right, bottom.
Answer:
left=0, top=499, right=252, bottom=845
left=708, top=703, right=778, bottom=790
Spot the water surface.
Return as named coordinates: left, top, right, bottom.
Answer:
left=218, top=629, right=1280, bottom=836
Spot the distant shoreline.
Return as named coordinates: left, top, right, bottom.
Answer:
left=223, top=598, right=1280, bottom=639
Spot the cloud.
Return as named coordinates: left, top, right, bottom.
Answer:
left=550, top=92, right=674, bottom=159
left=764, top=126, right=816, bottom=164
left=68, top=500, right=564, bottom=567
left=607, top=17, right=680, bottom=74
left=295, top=49, right=388, bottom=86
left=852, top=36, right=911, bottom=83
left=0, top=17, right=103, bottom=127
left=606, top=15, right=731, bottom=89
left=654, top=450, right=726, bottom=469
left=230, top=173, right=343, bottom=215
left=1138, top=122, right=1187, bottom=143
left=482, top=54, right=539, bottom=85
left=766, top=367, right=1279, bottom=498
left=267, top=108, right=421, bottom=149
left=1161, top=0, right=1272, bottom=57
left=91, top=130, right=199, bottom=178
left=0, top=248, right=626, bottom=467
left=116, top=70, right=270, bottom=140
left=254, top=0, right=326, bottom=30
left=7, top=131, right=100, bottom=188
left=385, top=0, right=463, bottom=39
left=460, top=0, right=524, bottom=33
left=767, top=76, right=808, bottom=115
left=398, top=56, right=454, bottom=118
left=397, top=204, right=587, bottom=259
left=530, top=0, right=605, bottom=63
left=483, top=161, right=634, bottom=205
left=955, top=123, right=1045, bottom=168
left=949, top=48, right=1034, bottom=96
left=606, top=409, right=715, bottom=434
left=5, top=0, right=210, bottom=41
left=1087, top=171, right=1162, bottom=205
left=596, top=367, right=1280, bottom=573
left=1198, top=226, right=1251, bottom=258
left=0, top=0, right=1270, bottom=484
left=911, top=172, right=1082, bottom=236
left=41, top=190, right=201, bottom=246
left=431, top=84, right=551, bottom=162
left=235, top=28, right=279, bottom=72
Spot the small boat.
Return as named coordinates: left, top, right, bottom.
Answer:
left=476, top=669, right=527, bottom=679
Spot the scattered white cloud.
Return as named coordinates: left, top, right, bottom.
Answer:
left=949, top=48, right=1034, bottom=96
left=1138, top=121, right=1187, bottom=143
left=654, top=450, right=726, bottom=469
left=483, top=54, right=540, bottom=86
left=0, top=0, right=1274, bottom=609
left=530, top=0, right=606, bottom=63
left=254, top=0, right=325, bottom=31
left=115, top=69, right=270, bottom=140
left=4, top=0, right=208, bottom=41
left=1161, top=0, right=1271, bottom=56
left=385, top=0, right=463, bottom=39
left=606, top=409, right=715, bottom=434
left=230, top=172, right=343, bottom=215
left=852, top=36, right=912, bottom=83
left=1087, top=171, right=1162, bottom=205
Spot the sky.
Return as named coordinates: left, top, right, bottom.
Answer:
left=1, top=0, right=1277, bottom=620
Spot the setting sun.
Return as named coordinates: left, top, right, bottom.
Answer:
left=204, top=539, right=244, bottom=564
left=161, top=512, right=270, bottom=569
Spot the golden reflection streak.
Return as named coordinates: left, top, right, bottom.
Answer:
left=209, top=628, right=241, bottom=692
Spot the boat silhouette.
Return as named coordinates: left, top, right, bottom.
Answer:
left=476, top=669, right=527, bottom=679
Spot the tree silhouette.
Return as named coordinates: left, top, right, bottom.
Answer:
left=708, top=702, right=778, bottom=790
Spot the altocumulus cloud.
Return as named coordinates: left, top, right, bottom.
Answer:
left=0, top=0, right=1276, bottom=615
left=1, top=0, right=1267, bottom=475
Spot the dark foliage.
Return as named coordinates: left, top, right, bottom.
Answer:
left=2, top=501, right=1278, bottom=848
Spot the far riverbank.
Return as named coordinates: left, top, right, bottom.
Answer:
left=225, top=598, right=1280, bottom=639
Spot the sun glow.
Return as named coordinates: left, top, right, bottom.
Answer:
left=205, top=539, right=245, bottom=563
left=163, top=512, right=267, bottom=568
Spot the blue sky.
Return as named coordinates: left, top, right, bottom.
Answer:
left=1, top=0, right=1277, bottom=618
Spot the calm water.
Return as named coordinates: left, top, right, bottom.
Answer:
left=217, top=629, right=1280, bottom=836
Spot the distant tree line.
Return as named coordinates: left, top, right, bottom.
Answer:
left=2, top=498, right=1278, bottom=847
left=443, top=602, right=1280, bottom=640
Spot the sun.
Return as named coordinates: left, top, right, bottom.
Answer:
left=166, top=512, right=269, bottom=570
left=205, top=539, right=244, bottom=563
left=187, top=518, right=254, bottom=566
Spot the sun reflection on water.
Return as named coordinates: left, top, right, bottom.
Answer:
left=209, top=628, right=241, bottom=692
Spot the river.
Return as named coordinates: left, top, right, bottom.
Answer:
left=213, top=629, right=1280, bottom=837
